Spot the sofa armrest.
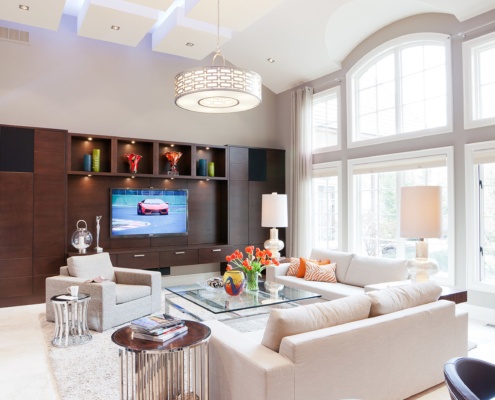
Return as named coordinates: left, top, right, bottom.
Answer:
left=114, top=268, right=161, bottom=312
left=204, top=320, right=294, bottom=400
left=265, top=263, right=290, bottom=281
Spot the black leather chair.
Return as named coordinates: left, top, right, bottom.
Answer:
left=444, top=357, right=495, bottom=400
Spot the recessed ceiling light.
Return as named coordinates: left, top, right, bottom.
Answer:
left=111, top=25, right=120, bottom=31
left=267, top=58, right=275, bottom=63
left=186, top=42, right=194, bottom=47
left=19, top=4, right=29, bottom=10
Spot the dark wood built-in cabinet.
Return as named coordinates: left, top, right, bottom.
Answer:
left=0, top=126, right=285, bottom=307
left=0, top=126, right=67, bottom=307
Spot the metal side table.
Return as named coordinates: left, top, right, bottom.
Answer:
left=50, top=293, right=92, bottom=347
left=112, top=320, right=211, bottom=400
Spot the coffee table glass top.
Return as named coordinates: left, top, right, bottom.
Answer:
left=164, top=280, right=321, bottom=314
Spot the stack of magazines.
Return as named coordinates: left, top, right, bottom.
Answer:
left=130, top=314, right=187, bottom=342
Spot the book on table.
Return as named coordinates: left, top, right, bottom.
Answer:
left=131, top=314, right=183, bottom=333
left=132, top=324, right=188, bottom=343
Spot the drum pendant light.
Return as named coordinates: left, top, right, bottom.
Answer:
left=174, top=0, right=262, bottom=113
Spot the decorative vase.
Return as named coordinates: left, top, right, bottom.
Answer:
left=164, top=151, right=183, bottom=176
left=245, top=269, right=259, bottom=292
left=125, top=153, right=142, bottom=174
left=92, top=149, right=100, bottom=172
left=223, top=270, right=245, bottom=296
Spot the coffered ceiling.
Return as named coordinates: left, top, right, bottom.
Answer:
left=1, top=0, right=495, bottom=94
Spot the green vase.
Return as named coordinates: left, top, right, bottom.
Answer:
left=245, top=270, right=259, bottom=292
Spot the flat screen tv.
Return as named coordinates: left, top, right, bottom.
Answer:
left=110, top=188, right=188, bottom=238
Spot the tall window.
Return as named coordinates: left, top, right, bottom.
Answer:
left=312, top=162, right=341, bottom=250
left=312, top=87, right=340, bottom=152
left=463, top=31, right=495, bottom=129
left=349, top=148, right=454, bottom=284
left=465, top=142, right=495, bottom=293
left=347, top=33, right=452, bottom=147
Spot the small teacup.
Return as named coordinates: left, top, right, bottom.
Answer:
left=67, top=286, right=79, bottom=297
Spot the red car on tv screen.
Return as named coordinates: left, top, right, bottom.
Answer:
left=137, top=199, right=169, bottom=215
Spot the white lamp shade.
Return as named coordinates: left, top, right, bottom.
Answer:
left=261, top=193, right=288, bottom=228
left=400, top=186, right=442, bottom=238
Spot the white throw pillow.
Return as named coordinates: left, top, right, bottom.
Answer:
left=367, top=281, right=442, bottom=317
left=67, top=252, right=116, bottom=281
left=261, top=294, right=372, bottom=352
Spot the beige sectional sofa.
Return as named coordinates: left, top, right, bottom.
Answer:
left=206, top=283, right=468, bottom=400
left=266, top=249, right=409, bottom=300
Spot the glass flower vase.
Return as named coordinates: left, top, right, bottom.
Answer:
left=245, top=270, right=259, bottom=292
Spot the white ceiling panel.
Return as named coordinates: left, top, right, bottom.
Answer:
left=152, top=7, right=230, bottom=60
left=77, top=0, right=158, bottom=47
left=125, top=0, right=175, bottom=12
left=0, top=0, right=65, bottom=30
left=184, top=0, right=286, bottom=32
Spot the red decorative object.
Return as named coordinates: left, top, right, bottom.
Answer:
left=164, top=151, right=183, bottom=176
left=125, top=153, right=142, bottom=174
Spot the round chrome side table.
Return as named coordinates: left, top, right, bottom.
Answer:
left=50, top=293, right=92, bottom=347
left=112, top=320, right=211, bottom=400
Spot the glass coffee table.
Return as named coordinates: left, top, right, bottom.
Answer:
left=164, top=280, right=321, bottom=320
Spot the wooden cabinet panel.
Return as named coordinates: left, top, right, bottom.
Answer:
left=188, top=180, right=228, bottom=245
left=117, top=252, right=160, bottom=269
left=0, top=258, right=32, bottom=279
left=229, top=147, right=248, bottom=164
left=34, top=174, right=66, bottom=257
left=0, top=277, right=32, bottom=298
left=229, top=180, right=249, bottom=245
left=160, top=249, right=198, bottom=267
left=34, top=129, right=66, bottom=153
left=266, top=150, right=285, bottom=182
left=0, top=172, right=33, bottom=259
left=33, top=256, right=65, bottom=276
left=34, top=150, right=65, bottom=174
left=229, top=163, right=248, bottom=180
left=198, top=246, right=234, bottom=264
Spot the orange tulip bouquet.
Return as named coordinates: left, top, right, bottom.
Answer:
left=225, top=246, right=279, bottom=292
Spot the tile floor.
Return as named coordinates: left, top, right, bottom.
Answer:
left=0, top=303, right=494, bottom=400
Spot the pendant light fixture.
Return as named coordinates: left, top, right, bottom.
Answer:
left=174, top=0, right=262, bottom=113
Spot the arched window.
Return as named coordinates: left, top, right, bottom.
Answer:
left=347, top=33, right=452, bottom=147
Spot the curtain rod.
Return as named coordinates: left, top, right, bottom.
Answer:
left=448, top=20, right=495, bottom=40
left=313, top=77, right=343, bottom=91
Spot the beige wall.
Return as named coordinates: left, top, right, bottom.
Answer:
left=276, top=10, right=495, bottom=309
left=0, top=16, right=279, bottom=148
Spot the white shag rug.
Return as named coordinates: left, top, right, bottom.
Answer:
left=39, top=291, right=288, bottom=400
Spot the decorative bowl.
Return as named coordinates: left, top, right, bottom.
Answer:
left=198, top=277, right=224, bottom=291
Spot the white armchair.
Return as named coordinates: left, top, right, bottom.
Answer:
left=45, top=253, right=161, bottom=332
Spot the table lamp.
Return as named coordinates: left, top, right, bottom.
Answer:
left=261, top=193, right=288, bottom=259
left=400, top=186, right=442, bottom=282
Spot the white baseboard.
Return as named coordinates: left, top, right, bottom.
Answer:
left=458, top=303, right=495, bottom=324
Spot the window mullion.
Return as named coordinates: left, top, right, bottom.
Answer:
left=395, top=48, right=402, bottom=135
left=478, top=164, right=486, bottom=282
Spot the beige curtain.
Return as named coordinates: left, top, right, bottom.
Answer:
left=287, top=87, right=313, bottom=257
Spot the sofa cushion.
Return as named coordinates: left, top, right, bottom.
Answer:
left=367, top=281, right=442, bottom=317
left=115, top=284, right=151, bottom=304
left=309, top=249, right=354, bottom=283
left=304, top=261, right=337, bottom=283
left=297, top=258, right=331, bottom=278
left=344, top=254, right=408, bottom=287
left=67, top=252, right=116, bottom=282
left=261, top=294, right=372, bottom=352
left=286, top=258, right=300, bottom=276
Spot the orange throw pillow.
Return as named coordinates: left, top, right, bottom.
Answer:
left=297, top=258, right=331, bottom=278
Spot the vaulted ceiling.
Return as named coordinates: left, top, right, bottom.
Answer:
left=1, top=0, right=495, bottom=94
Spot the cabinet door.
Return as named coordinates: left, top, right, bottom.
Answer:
left=229, top=180, right=249, bottom=245
left=0, top=172, right=33, bottom=259
left=160, top=249, right=198, bottom=267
